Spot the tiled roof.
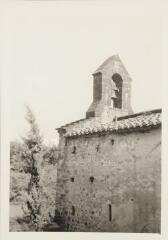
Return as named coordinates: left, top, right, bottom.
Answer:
left=57, top=109, right=161, bottom=137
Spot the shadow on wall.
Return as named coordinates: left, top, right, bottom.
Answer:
left=42, top=209, right=64, bottom=232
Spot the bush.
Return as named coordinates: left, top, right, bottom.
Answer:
left=10, top=106, right=61, bottom=231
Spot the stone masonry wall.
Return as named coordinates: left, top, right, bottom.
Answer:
left=56, top=127, right=161, bottom=232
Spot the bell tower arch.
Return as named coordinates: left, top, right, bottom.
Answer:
left=86, top=55, right=133, bottom=119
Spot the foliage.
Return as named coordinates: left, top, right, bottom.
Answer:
left=10, top=141, right=25, bottom=172
left=10, top=105, right=60, bottom=231
left=39, top=164, right=57, bottom=225
left=10, top=141, right=30, bottom=203
left=43, top=145, right=59, bottom=165
left=21, top=106, right=43, bottom=231
left=10, top=171, right=30, bottom=203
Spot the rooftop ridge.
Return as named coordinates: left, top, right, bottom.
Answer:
left=117, top=108, right=162, bottom=121
left=56, top=108, right=161, bottom=131
left=56, top=118, right=86, bottom=130
left=94, top=54, right=120, bottom=74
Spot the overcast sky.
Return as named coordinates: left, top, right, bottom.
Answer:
left=2, top=1, right=163, bottom=145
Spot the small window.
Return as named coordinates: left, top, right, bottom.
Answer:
left=109, top=204, right=112, bottom=221
left=70, top=177, right=74, bottom=182
left=72, top=206, right=75, bottom=216
left=72, top=146, right=76, bottom=154
left=90, top=176, right=94, bottom=183
left=111, top=139, right=115, bottom=145
left=96, top=145, right=100, bottom=152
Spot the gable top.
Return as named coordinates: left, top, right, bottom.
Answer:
left=57, top=109, right=161, bottom=137
left=94, top=54, right=132, bottom=81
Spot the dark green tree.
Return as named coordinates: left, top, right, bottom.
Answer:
left=22, top=105, right=43, bottom=231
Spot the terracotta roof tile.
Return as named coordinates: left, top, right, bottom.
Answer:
left=57, top=109, right=161, bottom=137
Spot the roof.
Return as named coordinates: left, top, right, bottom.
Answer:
left=94, top=55, right=132, bottom=81
left=57, top=109, right=161, bottom=137
left=94, top=55, right=120, bottom=74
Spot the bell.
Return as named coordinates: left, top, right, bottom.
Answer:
left=111, top=80, right=119, bottom=91
left=111, top=90, right=117, bottom=98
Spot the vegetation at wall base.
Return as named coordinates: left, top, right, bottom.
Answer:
left=10, top=106, right=60, bottom=232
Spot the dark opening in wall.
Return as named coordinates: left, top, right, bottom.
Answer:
left=112, top=73, right=123, bottom=109
left=109, top=204, right=112, bottom=221
left=72, top=146, right=76, bottom=154
left=90, top=176, right=94, bottom=183
left=70, top=177, right=74, bottom=182
left=93, top=72, right=102, bottom=101
left=111, top=139, right=115, bottom=145
left=72, top=206, right=75, bottom=216
left=96, top=144, right=100, bottom=152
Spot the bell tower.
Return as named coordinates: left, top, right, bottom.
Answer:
left=86, top=55, right=133, bottom=119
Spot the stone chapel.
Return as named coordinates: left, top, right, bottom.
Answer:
left=55, top=55, right=161, bottom=232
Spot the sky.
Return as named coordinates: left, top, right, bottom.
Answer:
left=2, top=1, right=163, bottom=145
